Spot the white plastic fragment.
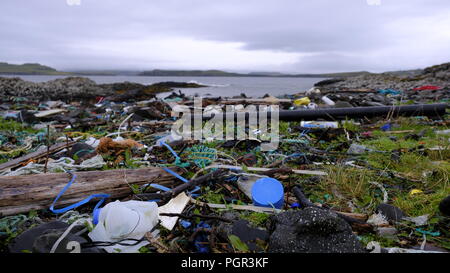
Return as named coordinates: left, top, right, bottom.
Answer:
left=88, top=200, right=159, bottom=253
left=367, top=213, right=389, bottom=226
left=403, top=214, right=429, bottom=226
left=321, top=96, right=336, bottom=106
left=158, top=192, right=190, bottom=231
left=1, top=155, right=106, bottom=176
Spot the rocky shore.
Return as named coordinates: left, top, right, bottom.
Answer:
left=314, top=62, right=449, bottom=106
left=0, top=64, right=448, bottom=254
left=0, top=76, right=206, bottom=101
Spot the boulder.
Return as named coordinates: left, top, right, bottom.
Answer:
left=268, top=207, right=365, bottom=253
left=376, top=203, right=405, bottom=223
left=439, top=195, right=450, bottom=217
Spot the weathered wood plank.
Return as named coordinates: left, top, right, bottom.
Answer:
left=0, top=167, right=183, bottom=216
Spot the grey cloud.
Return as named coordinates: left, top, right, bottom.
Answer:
left=0, top=0, right=449, bottom=73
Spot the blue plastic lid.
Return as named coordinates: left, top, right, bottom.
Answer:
left=251, top=177, right=284, bottom=209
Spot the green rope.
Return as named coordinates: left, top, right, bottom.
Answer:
left=184, top=145, right=218, bottom=168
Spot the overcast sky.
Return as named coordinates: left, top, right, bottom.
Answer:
left=1, top=0, right=449, bottom=73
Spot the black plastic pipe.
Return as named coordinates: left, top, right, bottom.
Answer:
left=186, top=103, right=447, bottom=122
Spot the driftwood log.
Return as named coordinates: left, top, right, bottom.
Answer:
left=0, top=167, right=183, bottom=216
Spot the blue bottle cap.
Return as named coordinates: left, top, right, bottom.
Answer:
left=251, top=177, right=284, bottom=209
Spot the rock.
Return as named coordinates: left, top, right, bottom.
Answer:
left=268, top=207, right=365, bottom=253
left=18, top=110, right=38, bottom=124
left=9, top=221, right=102, bottom=253
left=315, top=62, right=450, bottom=105
left=33, top=228, right=102, bottom=253
left=132, top=107, right=164, bottom=120
left=376, top=203, right=405, bottom=223
left=0, top=77, right=207, bottom=102
left=9, top=221, right=69, bottom=253
left=439, top=195, right=450, bottom=217
left=67, top=143, right=96, bottom=159
left=218, top=220, right=269, bottom=252
left=314, top=78, right=346, bottom=87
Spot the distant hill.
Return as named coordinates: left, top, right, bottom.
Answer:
left=70, top=70, right=142, bottom=76
left=1, top=62, right=432, bottom=79
left=0, top=62, right=70, bottom=75
left=139, top=69, right=244, bottom=77
left=140, top=69, right=372, bottom=78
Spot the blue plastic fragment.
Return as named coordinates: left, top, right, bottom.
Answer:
left=381, top=123, right=392, bottom=132
left=194, top=222, right=211, bottom=253
left=180, top=220, right=192, bottom=229
left=378, top=89, right=401, bottom=95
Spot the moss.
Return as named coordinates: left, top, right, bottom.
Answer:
left=240, top=212, right=270, bottom=227
left=202, top=186, right=227, bottom=204
left=0, top=118, right=39, bottom=134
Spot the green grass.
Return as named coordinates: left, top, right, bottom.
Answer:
left=240, top=212, right=270, bottom=227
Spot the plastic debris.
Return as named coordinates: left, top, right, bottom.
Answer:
left=300, top=121, right=339, bottom=128
left=251, top=177, right=284, bottom=209
left=413, top=85, right=441, bottom=91
left=404, top=215, right=429, bottom=226
left=158, top=192, right=190, bottom=230
left=88, top=200, right=159, bottom=253
left=381, top=123, right=392, bottom=131
left=0, top=74, right=448, bottom=254
left=321, top=95, right=336, bottom=106
left=409, top=189, right=423, bottom=196
left=378, top=89, right=401, bottom=95
left=293, top=97, right=311, bottom=106
left=347, top=144, right=372, bottom=154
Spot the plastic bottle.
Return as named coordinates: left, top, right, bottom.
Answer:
left=321, top=95, right=336, bottom=106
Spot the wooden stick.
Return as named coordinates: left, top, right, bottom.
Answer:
left=209, top=164, right=327, bottom=176
left=44, top=125, right=50, bottom=173
left=159, top=213, right=232, bottom=223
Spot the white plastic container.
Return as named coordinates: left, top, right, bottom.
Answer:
left=321, top=96, right=336, bottom=106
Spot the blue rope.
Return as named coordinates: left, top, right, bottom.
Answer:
left=160, top=140, right=190, bottom=167
left=49, top=172, right=110, bottom=225
left=161, top=141, right=180, bottom=160
left=163, top=167, right=200, bottom=195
